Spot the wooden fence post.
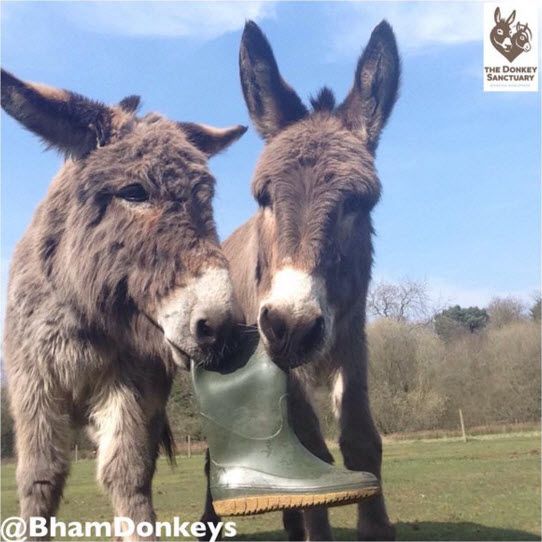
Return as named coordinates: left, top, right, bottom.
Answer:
left=75, top=444, right=78, bottom=462
left=187, top=435, right=191, bottom=459
left=459, top=409, right=467, bottom=442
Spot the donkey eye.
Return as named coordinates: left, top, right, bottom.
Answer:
left=257, top=189, right=272, bottom=208
left=343, top=195, right=365, bottom=214
left=497, top=29, right=503, bottom=35
left=117, top=183, right=149, bottom=203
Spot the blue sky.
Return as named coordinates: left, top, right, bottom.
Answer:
left=1, top=1, right=540, bottom=313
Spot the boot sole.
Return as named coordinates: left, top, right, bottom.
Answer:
left=213, top=485, right=380, bottom=516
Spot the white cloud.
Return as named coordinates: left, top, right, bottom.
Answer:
left=58, top=1, right=276, bottom=40
left=327, top=2, right=483, bottom=57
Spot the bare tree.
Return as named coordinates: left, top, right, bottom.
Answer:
left=367, top=319, right=447, bottom=433
left=487, top=296, right=526, bottom=328
left=368, top=279, right=431, bottom=322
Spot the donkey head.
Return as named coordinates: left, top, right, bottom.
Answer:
left=513, top=22, right=532, bottom=53
left=490, top=8, right=516, bottom=55
left=239, top=21, right=399, bottom=367
left=1, top=70, right=246, bottom=367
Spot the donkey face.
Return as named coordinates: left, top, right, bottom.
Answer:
left=1, top=70, right=246, bottom=367
left=513, top=23, right=532, bottom=53
left=490, top=8, right=515, bottom=57
left=239, top=22, right=399, bottom=367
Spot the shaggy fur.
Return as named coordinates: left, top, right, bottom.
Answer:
left=1, top=69, right=245, bottom=540
left=202, top=21, right=400, bottom=541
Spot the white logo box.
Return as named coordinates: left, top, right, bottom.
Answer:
left=483, top=2, right=539, bottom=92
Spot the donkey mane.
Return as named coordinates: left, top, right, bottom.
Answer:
left=310, top=87, right=336, bottom=112
left=118, top=95, right=141, bottom=113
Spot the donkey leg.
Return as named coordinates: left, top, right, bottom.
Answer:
left=93, top=384, right=158, bottom=538
left=199, top=448, right=222, bottom=542
left=11, top=384, right=71, bottom=541
left=333, top=369, right=395, bottom=541
left=283, top=510, right=305, bottom=542
left=283, top=376, right=334, bottom=542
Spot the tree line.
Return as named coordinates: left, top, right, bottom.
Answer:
left=358, top=282, right=540, bottom=435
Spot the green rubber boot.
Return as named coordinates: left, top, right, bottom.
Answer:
left=191, top=336, right=380, bottom=516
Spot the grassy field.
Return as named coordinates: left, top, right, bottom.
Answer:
left=1, top=433, right=540, bottom=540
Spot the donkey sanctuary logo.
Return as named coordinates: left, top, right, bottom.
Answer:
left=484, top=3, right=538, bottom=92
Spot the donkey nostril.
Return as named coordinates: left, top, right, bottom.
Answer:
left=314, top=315, right=325, bottom=334
left=196, top=318, right=215, bottom=340
left=260, top=305, right=287, bottom=345
left=300, top=315, right=325, bottom=352
left=270, top=315, right=286, bottom=341
left=193, top=312, right=231, bottom=346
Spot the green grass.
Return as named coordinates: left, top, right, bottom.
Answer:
left=1, top=434, right=540, bottom=540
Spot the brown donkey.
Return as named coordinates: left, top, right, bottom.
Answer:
left=1, top=70, right=245, bottom=539
left=203, top=21, right=400, bottom=541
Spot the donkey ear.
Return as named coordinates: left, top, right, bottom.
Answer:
left=179, top=122, right=247, bottom=157
left=506, top=10, right=516, bottom=25
left=338, top=21, right=400, bottom=153
left=495, top=7, right=501, bottom=23
left=1, top=69, right=112, bottom=158
left=239, top=21, right=308, bottom=140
